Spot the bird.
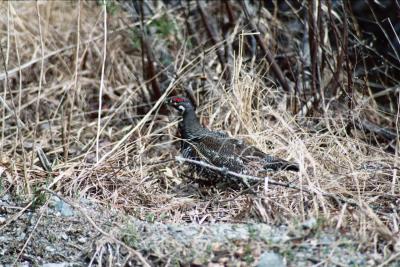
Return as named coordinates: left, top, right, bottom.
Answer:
left=166, top=96, right=299, bottom=180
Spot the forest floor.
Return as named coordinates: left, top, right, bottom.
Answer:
left=0, top=195, right=400, bottom=266
left=2, top=193, right=396, bottom=266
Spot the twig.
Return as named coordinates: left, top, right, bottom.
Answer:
left=197, top=0, right=229, bottom=77
left=0, top=47, right=26, bottom=130
left=342, top=1, right=354, bottom=109
left=65, top=0, right=81, bottom=162
left=9, top=4, right=30, bottom=191
left=240, top=0, right=291, bottom=92
left=176, top=156, right=307, bottom=191
left=29, top=2, right=45, bottom=195
left=139, top=1, right=162, bottom=103
left=325, top=0, right=345, bottom=97
left=217, top=180, right=263, bottom=203
left=307, top=0, right=321, bottom=108
left=96, top=3, right=107, bottom=163
left=355, top=119, right=397, bottom=141
left=175, top=156, right=359, bottom=207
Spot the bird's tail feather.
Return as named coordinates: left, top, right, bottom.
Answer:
left=263, top=159, right=299, bottom=172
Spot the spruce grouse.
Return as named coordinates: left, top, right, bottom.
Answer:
left=167, top=96, right=299, bottom=178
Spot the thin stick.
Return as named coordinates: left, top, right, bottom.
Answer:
left=28, top=2, right=46, bottom=195
left=388, top=18, right=400, bottom=194
left=11, top=2, right=29, bottom=187
left=65, top=0, right=81, bottom=162
left=175, top=156, right=358, bottom=207
left=96, top=3, right=107, bottom=163
left=241, top=0, right=291, bottom=92
left=217, top=180, right=263, bottom=203
left=176, top=156, right=304, bottom=189
left=1, top=3, right=9, bottom=154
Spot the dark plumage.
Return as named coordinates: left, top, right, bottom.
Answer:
left=167, top=96, right=299, bottom=178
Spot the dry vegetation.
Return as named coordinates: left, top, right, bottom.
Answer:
left=0, top=0, right=399, bottom=265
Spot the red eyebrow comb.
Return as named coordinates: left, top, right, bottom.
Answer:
left=173, top=97, right=185, bottom=102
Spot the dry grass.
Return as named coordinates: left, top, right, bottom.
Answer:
left=0, top=0, right=399, bottom=263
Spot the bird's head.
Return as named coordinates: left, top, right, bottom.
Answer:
left=166, top=96, right=194, bottom=114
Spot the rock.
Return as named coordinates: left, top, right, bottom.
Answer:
left=60, top=232, right=69, bottom=240
left=54, top=197, right=74, bottom=217
left=257, top=252, right=285, bottom=267
left=77, top=237, right=87, bottom=244
left=301, top=217, right=317, bottom=230
left=45, top=246, right=56, bottom=252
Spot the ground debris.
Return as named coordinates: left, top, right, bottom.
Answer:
left=1, top=195, right=397, bottom=266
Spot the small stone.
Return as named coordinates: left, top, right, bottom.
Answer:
left=17, top=232, right=26, bottom=241
left=0, top=216, right=6, bottom=224
left=40, top=122, right=51, bottom=130
left=0, top=236, right=10, bottom=243
left=191, top=258, right=205, bottom=266
left=54, top=199, right=74, bottom=217
left=45, top=246, right=56, bottom=253
left=78, top=237, right=87, bottom=244
left=257, top=251, right=285, bottom=267
left=23, top=141, right=34, bottom=149
left=61, top=232, right=69, bottom=240
left=212, top=242, right=222, bottom=251
left=301, top=217, right=317, bottom=230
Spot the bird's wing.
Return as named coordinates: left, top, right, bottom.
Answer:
left=190, top=133, right=299, bottom=172
left=187, top=134, right=246, bottom=172
left=219, top=138, right=299, bottom=171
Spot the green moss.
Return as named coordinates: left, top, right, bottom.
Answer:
left=145, top=212, right=156, bottom=223
left=121, top=223, right=139, bottom=248
left=149, top=14, right=177, bottom=38
left=248, top=224, right=258, bottom=239
left=243, top=244, right=254, bottom=264
left=206, top=244, right=213, bottom=254
left=32, top=189, right=48, bottom=209
left=281, top=248, right=295, bottom=262
left=48, top=233, right=57, bottom=243
left=130, top=28, right=141, bottom=50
